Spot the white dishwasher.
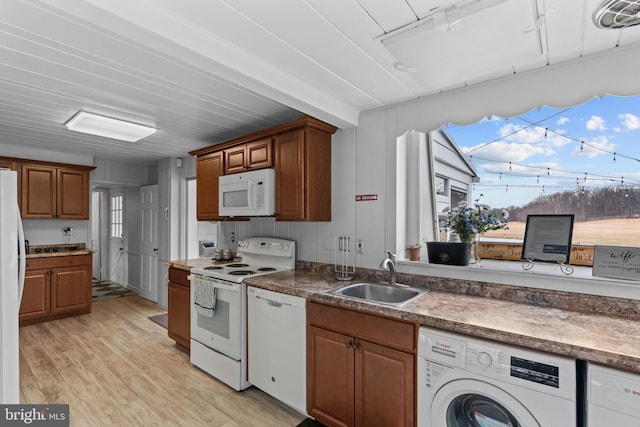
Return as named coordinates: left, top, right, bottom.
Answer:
left=247, top=286, right=307, bottom=414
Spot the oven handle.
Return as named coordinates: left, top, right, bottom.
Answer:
left=187, top=275, right=239, bottom=292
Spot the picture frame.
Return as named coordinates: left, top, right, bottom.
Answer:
left=521, top=214, right=574, bottom=264
left=592, top=245, right=640, bottom=280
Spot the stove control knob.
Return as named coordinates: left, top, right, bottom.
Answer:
left=477, top=351, right=492, bottom=367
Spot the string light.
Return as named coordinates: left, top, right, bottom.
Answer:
left=464, top=108, right=571, bottom=155
left=467, top=156, right=640, bottom=186
left=450, top=106, right=640, bottom=201
left=517, top=116, right=640, bottom=162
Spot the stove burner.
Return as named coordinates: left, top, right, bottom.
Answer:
left=226, top=263, right=249, bottom=268
left=228, top=270, right=256, bottom=276
left=204, top=266, right=224, bottom=270
left=256, top=267, right=277, bottom=272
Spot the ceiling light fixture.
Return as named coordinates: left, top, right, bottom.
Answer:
left=378, top=0, right=509, bottom=45
left=64, top=111, right=157, bottom=142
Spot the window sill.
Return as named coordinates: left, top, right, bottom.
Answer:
left=397, top=258, right=640, bottom=301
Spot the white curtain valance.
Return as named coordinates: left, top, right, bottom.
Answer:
left=373, top=42, right=640, bottom=135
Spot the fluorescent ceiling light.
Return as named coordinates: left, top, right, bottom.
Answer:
left=378, top=0, right=509, bottom=44
left=64, top=111, right=157, bottom=142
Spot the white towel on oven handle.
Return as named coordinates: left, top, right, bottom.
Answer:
left=193, top=280, right=217, bottom=317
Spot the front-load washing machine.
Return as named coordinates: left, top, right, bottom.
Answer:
left=587, top=362, right=640, bottom=425
left=418, top=327, right=577, bottom=427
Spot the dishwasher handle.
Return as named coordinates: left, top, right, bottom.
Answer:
left=255, top=294, right=291, bottom=308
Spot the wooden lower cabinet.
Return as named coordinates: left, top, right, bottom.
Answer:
left=19, top=254, right=92, bottom=326
left=307, top=302, right=415, bottom=427
left=19, top=269, right=51, bottom=322
left=167, top=267, right=190, bottom=349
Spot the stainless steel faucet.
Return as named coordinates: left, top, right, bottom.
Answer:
left=379, top=250, right=397, bottom=286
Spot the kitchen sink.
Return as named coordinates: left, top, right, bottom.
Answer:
left=331, top=282, right=427, bottom=306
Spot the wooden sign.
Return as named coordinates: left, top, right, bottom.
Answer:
left=479, top=243, right=594, bottom=266
left=593, top=245, right=640, bottom=280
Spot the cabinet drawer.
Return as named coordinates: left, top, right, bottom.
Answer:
left=308, top=302, right=415, bottom=353
left=26, top=254, right=91, bottom=270
left=168, top=267, right=190, bottom=287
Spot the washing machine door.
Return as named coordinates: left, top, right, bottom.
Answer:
left=431, top=379, right=541, bottom=427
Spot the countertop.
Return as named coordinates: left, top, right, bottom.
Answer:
left=168, top=258, right=640, bottom=374
left=26, top=243, right=93, bottom=259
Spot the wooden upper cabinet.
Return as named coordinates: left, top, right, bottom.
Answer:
left=274, top=130, right=306, bottom=221
left=57, top=168, right=90, bottom=219
left=21, top=164, right=57, bottom=218
left=190, top=116, right=337, bottom=222
left=0, top=159, right=16, bottom=170
left=224, top=137, right=272, bottom=174
left=196, top=152, right=225, bottom=221
left=275, top=126, right=332, bottom=221
left=20, top=162, right=92, bottom=219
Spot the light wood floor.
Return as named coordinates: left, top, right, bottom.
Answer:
left=19, top=295, right=306, bottom=426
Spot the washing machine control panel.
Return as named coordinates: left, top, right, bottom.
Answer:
left=465, top=344, right=560, bottom=388
left=466, top=344, right=507, bottom=375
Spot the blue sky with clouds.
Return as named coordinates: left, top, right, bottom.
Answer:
left=444, top=95, right=640, bottom=209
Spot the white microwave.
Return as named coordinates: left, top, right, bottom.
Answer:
left=219, top=168, right=276, bottom=217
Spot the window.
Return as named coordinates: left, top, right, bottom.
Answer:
left=450, top=188, right=467, bottom=211
left=110, top=194, right=123, bottom=238
left=444, top=95, right=640, bottom=249
left=435, top=176, right=446, bottom=196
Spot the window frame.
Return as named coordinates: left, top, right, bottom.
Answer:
left=110, top=193, right=124, bottom=239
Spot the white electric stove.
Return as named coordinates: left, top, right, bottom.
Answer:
left=188, top=237, right=295, bottom=391
left=190, top=237, right=295, bottom=283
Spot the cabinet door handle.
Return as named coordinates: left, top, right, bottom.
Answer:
left=351, top=342, right=359, bottom=350
left=345, top=341, right=353, bottom=348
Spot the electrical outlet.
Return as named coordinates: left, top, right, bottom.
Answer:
left=356, top=239, right=364, bottom=254
left=63, top=227, right=74, bottom=236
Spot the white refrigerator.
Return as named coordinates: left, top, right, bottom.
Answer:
left=0, top=169, right=26, bottom=403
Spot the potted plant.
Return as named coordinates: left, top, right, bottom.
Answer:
left=428, top=196, right=509, bottom=265
left=406, top=243, right=422, bottom=261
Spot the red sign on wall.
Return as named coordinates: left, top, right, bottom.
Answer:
left=355, top=194, right=378, bottom=201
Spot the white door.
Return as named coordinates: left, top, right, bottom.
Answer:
left=139, top=185, right=158, bottom=302
left=108, top=191, right=126, bottom=285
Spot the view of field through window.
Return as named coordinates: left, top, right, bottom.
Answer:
left=444, top=95, right=640, bottom=247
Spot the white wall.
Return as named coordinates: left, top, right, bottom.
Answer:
left=23, top=219, right=90, bottom=246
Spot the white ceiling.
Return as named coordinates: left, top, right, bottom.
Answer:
left=1, top=0, right=639, bottom=163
